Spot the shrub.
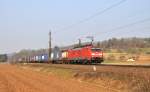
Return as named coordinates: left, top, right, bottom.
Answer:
left=119, top=55, right=127, bottom=61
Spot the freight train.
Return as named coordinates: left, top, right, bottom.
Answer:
left=19, top=45, right=104, bottom=64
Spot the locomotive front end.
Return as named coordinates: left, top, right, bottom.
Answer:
left=91, top=48, right=103, bottom=63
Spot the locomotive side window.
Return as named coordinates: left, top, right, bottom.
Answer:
left=91, top=48, right=101, bottom=52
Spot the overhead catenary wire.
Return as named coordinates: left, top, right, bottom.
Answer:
left=52, top=0, right=150, bottom=45
left=112, top=26, right=150, bottom=39
left=92, top=17, right=150, bottom=37
left=55, top=0, right=126, bottom=32
left=77, top=17, right=150, bottom=43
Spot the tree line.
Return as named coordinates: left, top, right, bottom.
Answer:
left=97, top=37, right=150, bottom=49
left=8, top=37, right=150, bottom=63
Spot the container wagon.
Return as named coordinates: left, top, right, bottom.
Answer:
left=20, top=45, right=103, bottom=64
left=0, top=54, right=7, bottom=62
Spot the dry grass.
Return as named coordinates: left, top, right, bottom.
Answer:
left=104, top=53, right=150, bottom=65
left=74, top=67, right=150, bottom=92
left=19, top=63, right=150, bottom=92
left=19, top=64, right=73, bottom=79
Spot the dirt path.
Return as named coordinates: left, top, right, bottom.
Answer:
left=0, top=64, right=116, bottom=92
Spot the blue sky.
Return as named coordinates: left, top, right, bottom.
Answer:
left=0, top=0, right=150, bottom=53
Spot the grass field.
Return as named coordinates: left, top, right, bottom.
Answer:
left=19, top=63, right=150, bottom=92
left=103, top=52, right=150, bottom=65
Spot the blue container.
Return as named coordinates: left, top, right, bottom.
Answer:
left=40, top=54, right=48, bottom=62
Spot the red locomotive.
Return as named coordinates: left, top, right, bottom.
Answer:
left=61, top=45, right=103, bottom=64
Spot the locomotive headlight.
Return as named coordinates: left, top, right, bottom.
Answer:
left=98, top=53, right=102, bottom=56
left=92, top=53, right=95, bottom=55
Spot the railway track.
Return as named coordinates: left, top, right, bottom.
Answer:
left=23, top=63, right=150, bottom=73
left=96, top=63, right=150, bottom=68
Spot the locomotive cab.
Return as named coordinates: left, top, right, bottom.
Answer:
left=91, top=48, right=103, bottom=63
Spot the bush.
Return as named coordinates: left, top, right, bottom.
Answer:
left=119, top=55, right=127, bottom=61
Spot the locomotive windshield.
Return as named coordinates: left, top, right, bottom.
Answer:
left=91, top=48, right=102, bottom=52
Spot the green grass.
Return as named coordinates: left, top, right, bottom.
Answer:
left=19, top=64, right=74, bottom=79
left=40, top=67, right=73, bottom=78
